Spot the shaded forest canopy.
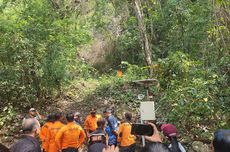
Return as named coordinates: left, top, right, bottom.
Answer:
left=0, top=0, right=229, bottom=142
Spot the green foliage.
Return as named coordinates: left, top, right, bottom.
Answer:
left=121, top=61, right=149, bottom=81
left=0, top=104, right=16, bottom=128
left=0, top=0, right=229, bottom=144
left=155, top=51, right=230, bottom=140
left=106, top=0, right=230, bottom=140
left=79, top=53, right=229, bottom=141
left=112, top=16, right=144, bottom=65
left=157, top=51, right=192, bottom=86
left=91, top=0, right=115, bottom=32
left=0, top=0, right=91, bottom=108
left=146, top=0, right=212, bottom=57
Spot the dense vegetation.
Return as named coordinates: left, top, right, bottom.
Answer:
left=0, top=0, right=229, bottom=143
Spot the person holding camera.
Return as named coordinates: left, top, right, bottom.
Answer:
left=142, top=122, right=170, bottom=152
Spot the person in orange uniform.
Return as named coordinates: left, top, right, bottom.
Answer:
left=117, top=112, right=136, bottom=152
left=39, top=114, right=55, bottom=152
left=84, top=109, right=102, bottom=137
left=55, top=113, right=86, bottom=152
left=46, top=112, right=65, bottom=152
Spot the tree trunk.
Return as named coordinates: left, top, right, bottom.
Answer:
left=133, top=0, right=153, bottom=77
left=144, top=0, right=156, bottom=43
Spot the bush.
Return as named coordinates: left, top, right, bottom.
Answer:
left=154, top=51, right=230, bottom=141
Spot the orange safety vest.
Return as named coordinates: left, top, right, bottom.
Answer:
left=84, top=114, right=102, bottom=132
left=55, top=122, right=86, bottom=150
left=117, top=122, right=136, bottom=147
left=47, top=121, right=65, bottom=152
left=39, top=122, right=53, bottom=151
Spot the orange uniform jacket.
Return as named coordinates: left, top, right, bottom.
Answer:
left=47, top=121, right=65, bottom=152
left=55, top=122, right=86, bottom=150
left=39, top=122, right=53, bottom=151
left=117, top=122, right=136, bottom=147
left=84, top=114, right=102, bottom=132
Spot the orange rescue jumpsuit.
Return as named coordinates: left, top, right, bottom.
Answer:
left=39, top=122, right=53, bottom=152
left=55, top=122, right=86, bottom=150
left=47, top=121, right=65, bottom=152
left=84, top=114, right=102, bottom=133
left=117, top=122, right=136, bottom=147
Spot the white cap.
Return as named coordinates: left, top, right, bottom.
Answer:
left=29, top=108, right=36, bottom=112
left=74, top=112, right=80, bottom=116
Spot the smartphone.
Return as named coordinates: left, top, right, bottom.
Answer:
left=131, top=124, right=154, bottom=136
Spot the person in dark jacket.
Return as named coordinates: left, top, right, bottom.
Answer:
left=212, top=129, right=230, bottom=152
left=10, top=118, right=41, bottom=152
left=88, top=118, right=107, bottom=152
left=0, top=143, right=9, bottom=152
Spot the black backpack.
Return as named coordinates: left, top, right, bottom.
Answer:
left=89, top=133, right=106, bottom=146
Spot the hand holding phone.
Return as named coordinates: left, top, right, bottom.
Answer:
left=144, top=122, right=162, bottom=143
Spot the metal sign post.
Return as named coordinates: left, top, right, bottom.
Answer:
left=133, top=79, right=158, bottom=147
left=140, top=102, right=155, bottom=146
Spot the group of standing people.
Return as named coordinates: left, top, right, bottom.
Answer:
left=8, top=107, right=230, bottom=152
left=84, top=108, right=136, bottom=152
left=10, top=108, right=137, bottom=152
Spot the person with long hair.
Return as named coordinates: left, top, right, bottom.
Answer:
left=161, top=124, right=186, bottom=152
left=141, top=142, right=171, bottom=152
